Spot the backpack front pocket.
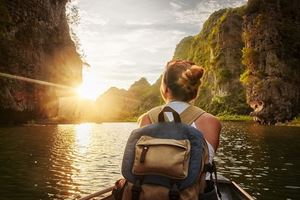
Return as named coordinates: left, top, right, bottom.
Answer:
left=132, top=136, right=191, bottom=179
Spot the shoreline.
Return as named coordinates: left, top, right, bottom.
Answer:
left=1, top=115, right=300, bottom=127
left=217, top=115, right=253, bottom=121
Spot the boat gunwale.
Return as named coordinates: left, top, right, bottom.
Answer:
left=79, top=177, right=255, bottom=200
left=231, top=181, right=255, bottom=200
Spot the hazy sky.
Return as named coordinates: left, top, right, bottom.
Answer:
left=73, top=0, right=247, bottom=95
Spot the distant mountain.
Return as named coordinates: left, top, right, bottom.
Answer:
left=96, top=78, right=162, bottom=121
left=128, top=77, right=151, bottom=94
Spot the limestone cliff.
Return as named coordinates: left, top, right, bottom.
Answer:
left=174, top=0, right=300, bottom=123
left=174, top=7, right=250, bottom=115
left=241, top=0, right=300, bottom=123
left=0, top=0, right=82, bottom=123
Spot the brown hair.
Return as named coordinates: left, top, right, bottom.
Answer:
left=162, top=60, right=204, bottom=102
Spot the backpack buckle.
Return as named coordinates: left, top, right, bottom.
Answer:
left=203, top=163, right=215, bottom=173
left=132, top=179, right=142, bottom=200
left=169, top=183, right=180, bottom=200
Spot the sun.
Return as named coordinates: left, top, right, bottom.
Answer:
left=76, top=68, right=105, bottom=101
left=76, top=83, right=100, bottom=100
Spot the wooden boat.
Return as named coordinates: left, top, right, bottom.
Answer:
left=79, top=175, right=254, bottom=200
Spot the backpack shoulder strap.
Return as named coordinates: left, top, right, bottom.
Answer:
left=147, top=105, right=164, bottom=123
left=180, top=105, right=206, bottom=125
left=146, top=105, right=205, bottom=125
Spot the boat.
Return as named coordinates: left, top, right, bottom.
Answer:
left=79, top=175, right=254, bottom=200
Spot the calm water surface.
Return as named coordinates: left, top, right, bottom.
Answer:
left=0, top=122, right=299, bottom=200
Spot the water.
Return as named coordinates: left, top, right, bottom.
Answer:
left=0, top=122, right=299, bottom=200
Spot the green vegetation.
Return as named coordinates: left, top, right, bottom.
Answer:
left=217, top=68, right=233, bottom=84
left=173, top=7, right=250, bottom=116
left=288, top=117, right=300, bottom=126
left=173, top=36, right=194, bottom=60
left=217, top=114, right=252, bottom=121
left=241, top=47, right=259, bottom=67
left=240, top=69, right=250, bottom=85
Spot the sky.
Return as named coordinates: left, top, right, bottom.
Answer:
left=71, top=0, right=247, bottom=97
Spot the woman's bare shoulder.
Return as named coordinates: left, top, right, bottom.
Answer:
left=197, top=112, right=221, bottom=128
left=137, top=113, right=151, bottom=127
left=194, top=112, right=222, bottom=150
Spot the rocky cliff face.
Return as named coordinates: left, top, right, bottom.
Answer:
left=174, top=0, right=300, bottom=124
left=174, top=8, right=250, bottom=115
left=242, top=0, right=300, bottom=123
left=0, top=0, right=82, bottom=123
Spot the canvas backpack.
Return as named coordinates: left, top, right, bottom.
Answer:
left=115, top=105, right=218, bottom=200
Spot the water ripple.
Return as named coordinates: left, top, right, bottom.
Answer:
left=0, top=122, right=299, bottom=200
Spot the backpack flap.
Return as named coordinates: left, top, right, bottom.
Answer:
left=132, top=135, right=191, bottom=179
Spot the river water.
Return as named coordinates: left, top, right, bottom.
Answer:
left=0, top=122, right=299, bottom=200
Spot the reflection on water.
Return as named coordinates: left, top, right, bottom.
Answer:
left=0, top=122, right=299, bottom=200
left=75, top=123, right=92, bottom=153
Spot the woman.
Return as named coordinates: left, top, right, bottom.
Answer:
left=117, top=60, right=222, bottom=200
left=138, top=60, right=221, bottom=162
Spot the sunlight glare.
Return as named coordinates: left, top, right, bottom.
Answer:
left=75, top=123, right=93, bottom=153
left=76, top=68, right=105, bottom=100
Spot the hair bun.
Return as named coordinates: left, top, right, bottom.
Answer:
left=182, top=65, right=204, bottom=84
left=182, top=69, right=192, bottom=79
left=190, top=65, right=204, bottom=79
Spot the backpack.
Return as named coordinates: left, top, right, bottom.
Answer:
left=115, top=105, right=217, bottom=200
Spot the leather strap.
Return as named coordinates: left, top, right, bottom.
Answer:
left=158, top=106, right=181, bottom=123
left=147, top=105, right=206, bottom=125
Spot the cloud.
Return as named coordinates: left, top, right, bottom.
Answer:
left=77, top=0, right=247, bottom=90
left=171, top=0, right=247, bottom=25
left=125, top=20, right=154, bottom=26
left=79, top=11, right=109, bottom=26
left=170, top=2, right=183, bottom=10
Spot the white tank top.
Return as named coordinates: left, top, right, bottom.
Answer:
left=164, top=101, right=215, bottom=164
